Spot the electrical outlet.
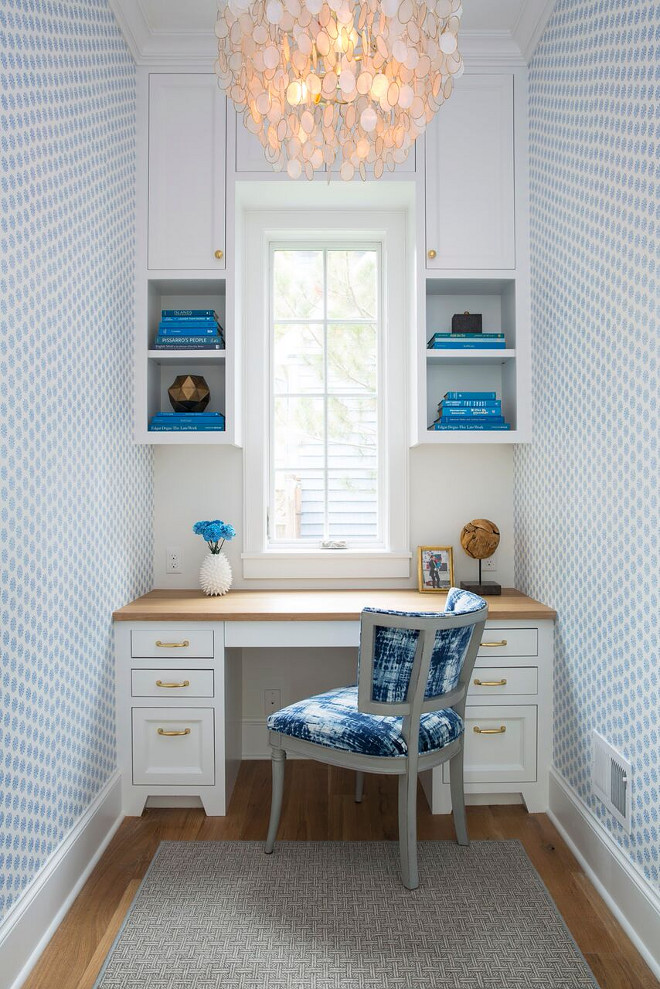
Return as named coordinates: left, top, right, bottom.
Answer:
left=166, top=547, right=182, bottom=573
left=264, top=689, right=281, bottom=715
left=483, top=555, right=497, bottom=572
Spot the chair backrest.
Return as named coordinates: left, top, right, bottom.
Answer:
left=357, top=589, right=487, bottom=745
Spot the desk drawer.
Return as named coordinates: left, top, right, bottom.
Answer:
left=132, top=707, right=214, bottom=785
left=442, top=705, right=537, bottom=784
left=478, top=628, right=537, bottom=657
left=131, top=669, right=214, bottom=698
left=469, top=667, right=537, bottom=697
left=131, top=629, right=213, bottom=658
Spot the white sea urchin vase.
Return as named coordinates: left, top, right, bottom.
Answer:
left=199, top=552, right=232, bottom=596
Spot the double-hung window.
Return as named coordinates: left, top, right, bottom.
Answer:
left=271, top=245, right=380, bottom=548
left=242, top=207, right=409, bottom=580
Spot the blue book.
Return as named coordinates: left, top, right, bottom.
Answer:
left=444, top=391, right=497, bottom=401
left=439, top=418, right=506, bottom=427
left=155, top=333, right=223, bottom=341
left=430, top=423, right=511, bottom=431
left=161, top=309, right=218, bottom=318
left=440, top=407, right=503, bottom=418
left=440, top=400, right=501, bottom=409
left=158, top=325, right=221, bottom=337
left=153, top=344, right=224, bottom=351
left=427, top=333, right=504, bottom=344
left=158, top=319, right=221, bottom=327
left=150, top=413, right=225, bottom=425
left=154, top=337, right=224, bottom=348
left=160, top=317, right=220, bottom=326
left=149, top=424, right=226, bottom=431
left=152, top=412, right=224, bottom=420
left=430, top=341, right=506, bottom=349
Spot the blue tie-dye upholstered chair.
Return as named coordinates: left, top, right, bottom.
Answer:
left=264, top=588, right=488, bottom=889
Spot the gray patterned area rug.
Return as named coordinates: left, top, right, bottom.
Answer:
left=94, top=841, right=599, bottom=989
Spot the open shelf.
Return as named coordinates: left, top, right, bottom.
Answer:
left=148, top=349, right=227, bottom=363
left=136, top=275, right=236, bottom=444
left=413, top=275, right=527, bottom=444
left=425, top=277, right=516, bottom=347
left=146, top=278, right=227, bottom=348
left=426, top=348, right=516, bottom=365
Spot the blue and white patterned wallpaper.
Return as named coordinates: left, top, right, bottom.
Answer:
left=0, top=1, right=153, bottom=922
left=514, top=0, right=658, bottom=887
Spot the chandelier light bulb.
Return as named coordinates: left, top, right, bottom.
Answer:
left=215, top=0, right=463, bottom=180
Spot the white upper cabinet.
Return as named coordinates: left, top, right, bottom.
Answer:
left=425, top=74, right=515, bottom=270
left=148, top=75, right=226, bottom=270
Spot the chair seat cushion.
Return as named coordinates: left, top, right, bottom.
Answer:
left=267, top=686, right=463, bottom=758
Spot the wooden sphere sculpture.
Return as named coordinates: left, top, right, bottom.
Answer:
left=168, top=374, right=210, bottom=412
left=460, top=519, right=500, bottom=559
left=459, top=519, right=501, bottom=596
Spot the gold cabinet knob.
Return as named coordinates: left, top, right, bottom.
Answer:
left=427, top=249, right=437, bottom=260
left=214, top=249, right=224, bottom=260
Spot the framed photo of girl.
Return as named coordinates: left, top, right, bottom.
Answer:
left=417, top=546, right=454, bottom=592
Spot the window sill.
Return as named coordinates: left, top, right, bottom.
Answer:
left=241, top=551, right=412, bottom=580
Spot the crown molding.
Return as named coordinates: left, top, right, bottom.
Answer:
left=110, top=0, right=549, bottom=68
left=512, top=0, right=556, bottom=63
left=109, top=0, right=151, bottom=63
left=460, top=31, right=527, bottom=68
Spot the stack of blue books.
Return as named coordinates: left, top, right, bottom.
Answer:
left=427, top=332, right=506, bottom=349
left=429, top=391, right=511, bottom=430
left=152, top=310, right=225, bottom=350
left=149, top=412, right=226, bottom=432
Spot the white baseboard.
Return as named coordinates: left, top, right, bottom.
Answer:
left=1, top=771, right=123, bottom=989
left=548, top=767, right=660, bottom=979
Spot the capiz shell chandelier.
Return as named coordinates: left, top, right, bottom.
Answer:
left=215, top=0, right=463, bottom=180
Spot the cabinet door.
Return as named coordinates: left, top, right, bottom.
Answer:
left=148, top=75, right=226, bottom=270
left=425, top=74, right=514, bottom=269
left=132, top=707, right=215, bottom=785
left=442, top=704, right=537, bottom=784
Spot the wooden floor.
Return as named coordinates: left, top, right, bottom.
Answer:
left=22, top=761, right=658, bottom=989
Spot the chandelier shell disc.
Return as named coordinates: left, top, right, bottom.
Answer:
left=215, top=0, right=463, bottom=180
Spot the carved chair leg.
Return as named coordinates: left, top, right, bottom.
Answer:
left=398, top=771, right=419, bottom=890
left=265, top=747, right=286, bottom=854
left=355, top=771, right=364, bottom=803
left=449, top=746, right=469, bottom=846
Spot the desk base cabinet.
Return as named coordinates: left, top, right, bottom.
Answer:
left=115, top=622, right=241, bottom=816
left=422, top=620, right=554, bottom=813
left=116, top=613, right=552, bottom=817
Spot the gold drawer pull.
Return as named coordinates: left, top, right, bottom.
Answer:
left=214, top=249, right=224, bottom=259
left=473, top=725, right=506, bottom=735
left=427, top=249, right=437, bottom=259
left=157, top=727, right=191, bottom=737
left=155, top=679, right=190, bottom=689
left=474, top=678, right=507, bottom=687
left=481, top=640, right=508, bottom=648
left=155, top=639, right=190, bottom=649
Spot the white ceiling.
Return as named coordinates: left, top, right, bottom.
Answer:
left=110, top=0, right=556, bottom=65
left=138, top=0, right=524, bottom=34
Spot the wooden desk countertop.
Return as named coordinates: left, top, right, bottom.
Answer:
left=113, top=588, right=556, bottom=622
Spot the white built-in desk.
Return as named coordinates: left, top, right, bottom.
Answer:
left=113, top=589, right=555, bottom=817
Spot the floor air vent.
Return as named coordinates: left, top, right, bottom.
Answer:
left=591, top=729, right=632, bottom=832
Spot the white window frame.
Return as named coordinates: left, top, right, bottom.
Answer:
left=242, top=208, right=410, bottom=580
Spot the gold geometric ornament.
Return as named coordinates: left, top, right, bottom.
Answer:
left=167, top=375, right=210, bottom=412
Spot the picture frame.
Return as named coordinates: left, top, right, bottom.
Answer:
left=417, top=546, right=454, bottom=592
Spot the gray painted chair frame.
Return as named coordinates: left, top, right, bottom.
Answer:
left=265, top=603, right=488, bottom=889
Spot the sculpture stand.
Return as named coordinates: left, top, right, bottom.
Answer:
left=461, top=559, right=501, bottom=596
